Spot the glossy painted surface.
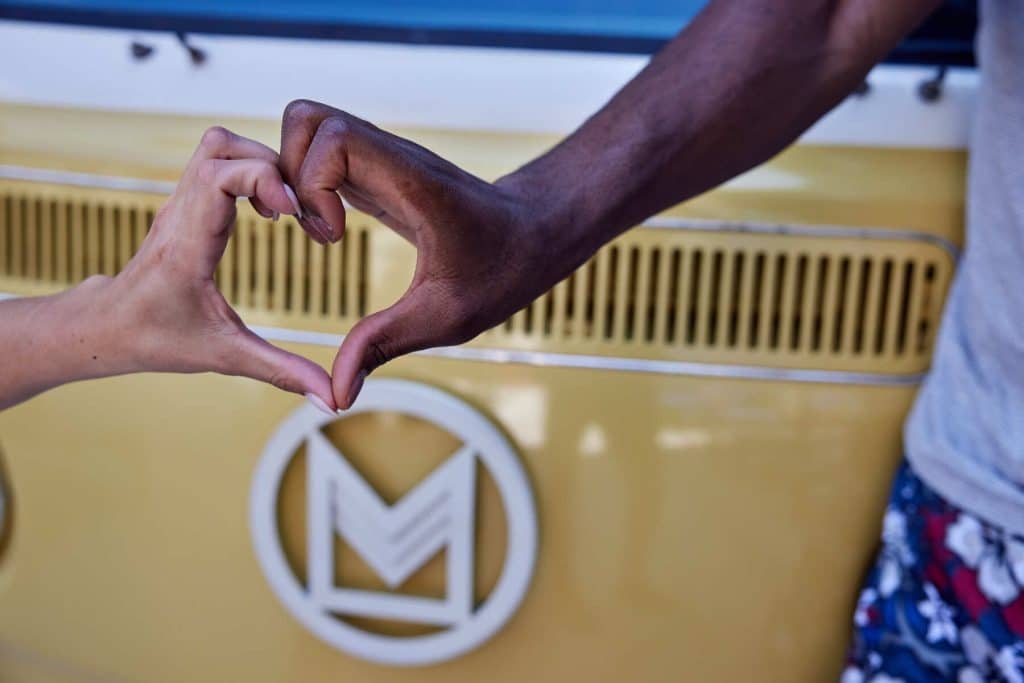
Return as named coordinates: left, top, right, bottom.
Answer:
left=0, top=355, right=913, bottom=682
left=0, top=104, right=966, bottom=681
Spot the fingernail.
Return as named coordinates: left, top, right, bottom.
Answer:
left=315, top=216, right=337, bottom=244
left=283, top=184, right=303, bottom=218
left=346, top=369, right=368, bottom=409
left=307, top=216, right=331, bottom=245
left=305, top=393, right=334, bottom=417
left=306, top=222, right=328, bottom=245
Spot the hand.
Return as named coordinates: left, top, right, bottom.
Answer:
left=107, top=126, right=336, bottom=409
left=279, top=100, right=582, bottom=409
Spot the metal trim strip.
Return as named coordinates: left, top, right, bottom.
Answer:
left=248, top=325, right=925, bottom=386
left=0, top=165, right=177, bottom=195
left=642, top=216, right=961, bottom=261
left=0, top=292, right=923, bottom=385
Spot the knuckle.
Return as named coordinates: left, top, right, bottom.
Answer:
left=267, top=371, right=295, bottom=393
left=283, top=99, right=321, bottom=124
left=318, top=115, right=352, bottom=146
left=253, top=159, right=279, bottom=183
left=365, top=338, right=392, bottom=371
left=196, top=158, right=220, bottom=184
left=80, top=273, right=114, bottom=289
left=200, top=125, right=232, bottom=152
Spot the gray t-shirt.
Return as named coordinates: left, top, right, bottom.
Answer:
left=905, top=0, right=1024, bottom=536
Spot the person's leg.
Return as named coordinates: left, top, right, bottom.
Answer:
left=842, top=460, right=1024, bottom=682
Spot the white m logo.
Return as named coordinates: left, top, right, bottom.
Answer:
left=251, top=379, right=538, bottom=667
left=307, top=431, right=476, bottom=625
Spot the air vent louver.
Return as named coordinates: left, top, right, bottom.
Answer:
left=483, top=227, right=954, bottom=376
left=0, top=178, right=955, bottom=377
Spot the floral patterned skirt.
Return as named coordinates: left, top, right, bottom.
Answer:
left=842, top=460, right=1024, bottom=682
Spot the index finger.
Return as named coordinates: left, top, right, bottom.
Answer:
left=279, top=100, right=341, bottom=188
left=280, top=100, right=346, bottom=242
left=188, top=126, right=280, bottom=169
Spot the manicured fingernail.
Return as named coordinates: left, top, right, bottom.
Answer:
left=283, top=184, right=303, bottom=218
left=305, top=393, right=334, bottom=417
left=346, top=369, right=368, bottom=409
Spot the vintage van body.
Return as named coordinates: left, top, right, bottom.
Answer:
left=0, top=4, right=974, bottom=681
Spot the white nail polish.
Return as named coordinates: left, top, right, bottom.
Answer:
left=283, top=184, right=303, bottom=218
left=305, top=393, right=334, bottom=417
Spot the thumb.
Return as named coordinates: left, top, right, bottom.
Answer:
left=225, top=328, right=336, bottom=411
left=332, top=289, right=449, bottom=409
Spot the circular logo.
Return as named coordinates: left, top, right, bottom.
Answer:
left=250, top=379, right=538, bottom=666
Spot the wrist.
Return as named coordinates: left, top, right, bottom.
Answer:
left=57, top=275, right=146, bottom=379
left=495, top=164, right=603, bottom=279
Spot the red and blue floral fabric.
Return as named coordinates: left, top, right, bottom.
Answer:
left=843, top=461, right=1024, bottom=683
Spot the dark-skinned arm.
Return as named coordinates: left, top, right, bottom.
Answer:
left=278, top=0, right=941, bottom=409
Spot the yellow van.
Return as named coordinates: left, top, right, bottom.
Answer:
left=0, top=4, right=975, bottom=681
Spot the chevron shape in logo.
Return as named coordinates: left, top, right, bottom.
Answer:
left=307, top=430, right=476, bottom=625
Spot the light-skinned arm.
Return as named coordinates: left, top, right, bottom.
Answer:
left=0, top=127, right=335, bottom=412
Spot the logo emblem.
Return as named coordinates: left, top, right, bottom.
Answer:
left=250, top=379, right=538, bottom=666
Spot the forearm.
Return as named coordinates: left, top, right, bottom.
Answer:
left=501, top=0, right=940, bottom=268
left=0, top=276, right=136, bottom=410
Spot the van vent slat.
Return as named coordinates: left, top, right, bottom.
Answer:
left=648, top=248, right=661, bottom=342
left=893, top=260, right=915, bottom=356
left=24, top=198, right=38, bottom=279
left=707, top=250, right=725, bottom=347
left=872, top=259, right=892, bottom=355
left=736, top=251, right=755, bottom=349
left=840, top=258, right=857, bottom=354
left=0, top=196, right=7, bottom=275
left=860, top=258, right=883, bottom=355
left=322, top=240, right=337, bottom=317
left=236, top=218, right=253, bottom=310
left=882, top=259, right=904, bottom=357
left=613, top=245, right=632, bottom=342
left=794, top=254, right=812, bottom=351
left=691, top=249, right=709, bottom=346
left=570, top=267, right=586, bottom=339
left=917, top=262, right=942, bottom=355
left=101, top=204, right=114, bottom=276
left=588, top=248, right=606, bottom=340
left=307, top=231, right=324, bottom=315
left=764, top=254, right=782, bottom=350
left=9, top=197, right=22, bottom=278
left=810, top=256, right=829, bottom=352
left=785, top=253, right=800, bottom=351
left=549, top=275, right=567, bottom=339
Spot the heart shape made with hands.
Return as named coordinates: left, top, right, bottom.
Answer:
left=135, top=105, right=561, bottom=413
